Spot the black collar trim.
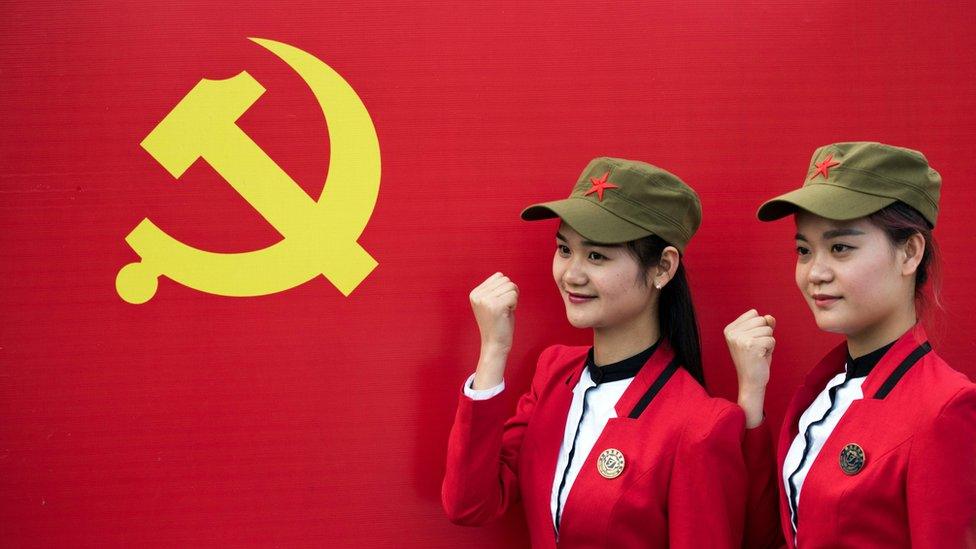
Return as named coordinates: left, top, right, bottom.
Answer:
left=872, top=342, right=931, bottom=399
left=627, top=356, right=681, bottom=419
left=846, top=340, right=897, bottom=379
left=585, top=339, right=660, bottom=385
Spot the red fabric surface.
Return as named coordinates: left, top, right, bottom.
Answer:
left=2, top=1, right=976, bottom=546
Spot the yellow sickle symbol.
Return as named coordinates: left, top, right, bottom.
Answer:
left=116, top=38, right=380, bottom=304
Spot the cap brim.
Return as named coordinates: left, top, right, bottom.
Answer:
left=520, top=197, right=651, bottom=244
left=757, top=184, right=897, bottom=222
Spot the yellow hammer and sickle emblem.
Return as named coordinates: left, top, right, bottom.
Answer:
left=116, top=37, right=380, bottom=304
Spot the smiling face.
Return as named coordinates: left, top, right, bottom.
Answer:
left=794, top=211, right=918, bottom=343
left=552, top=222, right=656, bottom=331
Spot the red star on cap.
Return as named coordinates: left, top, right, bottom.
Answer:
left=811, top=154, right=840, bottom=180
left=584, top=171, right=619, bottom=201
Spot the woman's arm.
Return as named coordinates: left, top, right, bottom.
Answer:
left=724, top=309, right=776, bottom=428
left=441, top=272, right=524, bottom=525
left=741, top=421, right=786, bottom=549
left=907, top=385, right=976, bottom=548
left=668, top=402, right=747, bottom=549
left=725, top=309, right=786, bottom=548
left=441, top=344, right=556, bottom=525
left=469, top=272, right=518, bottom=390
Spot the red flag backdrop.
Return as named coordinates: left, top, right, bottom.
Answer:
left=3, top=1, right=976, bottom=546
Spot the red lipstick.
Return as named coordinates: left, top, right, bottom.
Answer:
left=567, top=292, right=596, bottom=304
left=812, top=293, right=841, bottom=308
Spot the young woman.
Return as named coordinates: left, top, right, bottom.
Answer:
left=442, top=157, right=749, bottom=548
left=726, top=142, right=976, bottom=548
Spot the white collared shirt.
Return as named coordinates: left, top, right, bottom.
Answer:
left=782, top=365, right=865, bottom=538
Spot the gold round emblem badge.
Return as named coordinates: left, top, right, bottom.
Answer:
left=839, top=443, right=865, bottom=475
left=597, top=448, right=625, bottom=479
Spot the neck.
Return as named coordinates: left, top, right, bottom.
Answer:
left=592, top=313, right=660, bottom=366
left=846, top=301, right=917, bottom=358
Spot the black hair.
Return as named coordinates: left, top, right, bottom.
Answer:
left=624, top=235, right=704, bottom=387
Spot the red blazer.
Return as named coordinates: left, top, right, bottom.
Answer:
left=442, top=342, right=748, bottom=548
left=743, top=325, right=976, bottom=549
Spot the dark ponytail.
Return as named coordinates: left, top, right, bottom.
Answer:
left=625, top=235, right=704, bottom=387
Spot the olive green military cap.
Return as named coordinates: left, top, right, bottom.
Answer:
left=520, top=157, right=702, bottom=252
left=757, top=142, right=941, bottom=227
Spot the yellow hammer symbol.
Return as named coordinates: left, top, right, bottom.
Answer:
left=116, top=38, right=380, bottom=304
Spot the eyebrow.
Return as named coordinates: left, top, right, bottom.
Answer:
left=556, top=232, right=621, bottom=248
left=794, top=228, right=866, bottom=241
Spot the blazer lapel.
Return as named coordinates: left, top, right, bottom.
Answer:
left=778, top=342, right=849, bottom=462
left=778, top=324, right=931, bottom=462
left=519, top=352, right=585, bottom=540
left=776, top=325, right=932, bottom=547
left=614, top=340, right=675, bottom=418
left=557, top=343, right=677, bottom=541
left=796, top=325, right=932, bottom=502
left=859, top=324, right=929, bottom=399
left=776, top=341, right=847, bottom=548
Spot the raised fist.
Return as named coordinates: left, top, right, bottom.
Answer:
left=724, top=309, right=776, bottom=390
left=469, top=272, right=519, bottom=353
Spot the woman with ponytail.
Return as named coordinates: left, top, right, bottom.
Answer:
left=442, top=157, right=749, bottom=548
left=727, top=142, right=976, bottom=548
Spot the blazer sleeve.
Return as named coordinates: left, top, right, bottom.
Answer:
left=441, top=345, right=556, bottom=526
left=741, top=421, right=787, bottom=549
left=667, top=401, right=748, bottom=549
left=907, top=385, right=976, bottom=548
